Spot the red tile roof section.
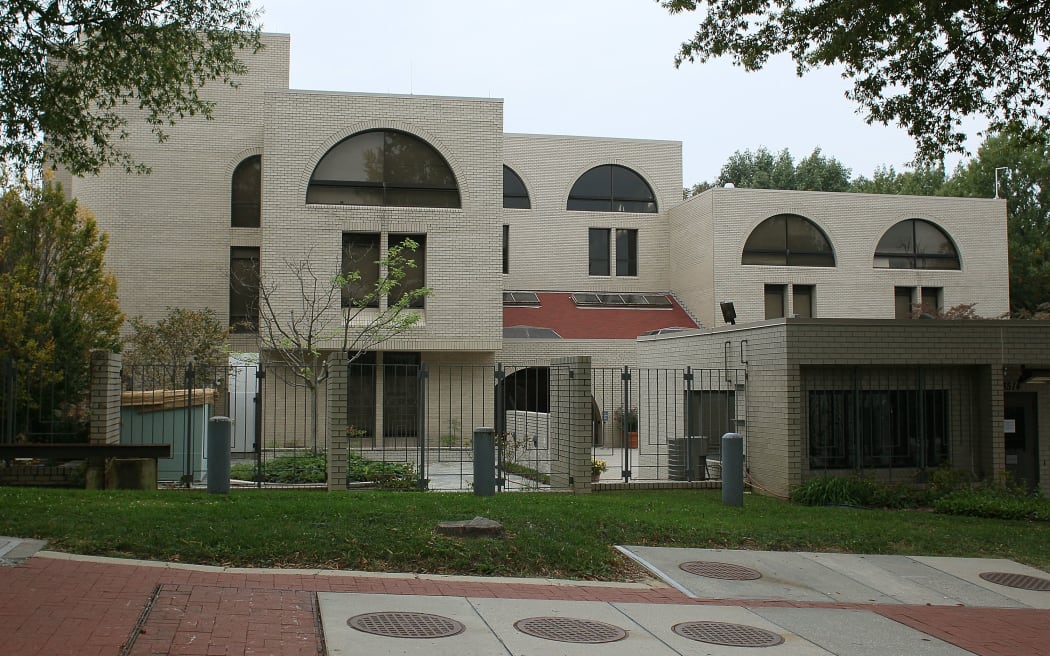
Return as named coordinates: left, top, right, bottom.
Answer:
left=503, top=292, right=700, bottom=339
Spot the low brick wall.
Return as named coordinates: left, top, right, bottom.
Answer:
left=0, top=464, right=83, bottom=487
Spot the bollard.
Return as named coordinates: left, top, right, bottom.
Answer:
left=208, top=416, right=233, bottom=495
left=721, top=432, right=744, bottom=507
left=472, top=427, right=496, bottom=496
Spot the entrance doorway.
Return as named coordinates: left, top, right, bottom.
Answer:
left=1004, top=392, right=1040, bottom=491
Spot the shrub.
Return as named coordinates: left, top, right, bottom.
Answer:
left=934, top=488, right=1050, bottom=521
left=230, top=453, right=327, bottom=484
left=347, top=453, right=418, bottom=490
left=790, top=476, right=878, bottom=507
left=790, top=477, right=928, bottom=509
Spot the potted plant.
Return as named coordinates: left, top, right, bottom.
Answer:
left=591, top=458, right=607, bottom=482
left=613, top=405, right=639, bottom=448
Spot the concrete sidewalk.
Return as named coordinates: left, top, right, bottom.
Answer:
left=1, top=537, right=1049, bottom=655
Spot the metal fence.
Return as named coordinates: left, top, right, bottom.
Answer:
left=801, top=365, right=981, bottom=480
left=0, top=358, right=88, bottom=445
left=337, top=363, right=746, bottom=491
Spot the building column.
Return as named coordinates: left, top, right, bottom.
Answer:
left=89, top=350, right=122, bottom=445
left=326, top=353, right=349, bottom=491
left=549, top=356, right=593, bottom=493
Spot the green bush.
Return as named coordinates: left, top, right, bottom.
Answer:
left=347, top=453, right=418, bottom=490
left=934, top=488, right=1050, bottom=521
left=790, top=476, right=930, bottom=509
left=790, top=476, right=878, bottom=507
left=230, top=453, right=327, bottom=484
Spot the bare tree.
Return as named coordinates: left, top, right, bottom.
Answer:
left=255, top=238, right=429, bottom=450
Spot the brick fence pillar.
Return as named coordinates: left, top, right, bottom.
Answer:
left=90, top=350, right=122, bottom=445
left=549, top=356, right=593, bottom=493
left=326, top=353, right=349, bottom=491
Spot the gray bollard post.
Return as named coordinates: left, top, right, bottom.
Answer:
left=472, top=427, right=496, bottom=496
left=208, top=416, right=233, bottom=495
left=721, top=432, right=744, bottom=507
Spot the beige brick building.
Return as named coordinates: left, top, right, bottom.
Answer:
left=60, top=33, right=1046, bottom=495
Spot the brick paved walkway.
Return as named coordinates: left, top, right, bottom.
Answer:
left=2, top=553, right=1049, bottom=655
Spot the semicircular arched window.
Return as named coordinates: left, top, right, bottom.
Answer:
left=741, top=214, right=835, bottom=266
left=307, top=130, right=460, bottom=208
left=567, top=164, right=657, bottom=213
left=503, top=165, right=530, bottom=209
left=874, top=219, right=960, bottom=270
left=231, top=155, right=261, bottom=227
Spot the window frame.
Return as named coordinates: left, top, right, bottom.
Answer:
left=874, top=219, right=960, bottom=270
left=588, top=228, right=611, bottom=276
left=615, top=228, right=638, bottom=277
left=231, top=155, right=261, bottom=228
left=567, top=164, right=658, bottom=213
left=742, top=214, right=836, bottom=267
left=229, top=246, right=260, bottom=332
left=308, top=130, right=460, bottom=208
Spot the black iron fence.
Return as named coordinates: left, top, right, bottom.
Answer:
left=801, top=365, right=981, bottom=479
left=0, top=358, right=88, bottom=445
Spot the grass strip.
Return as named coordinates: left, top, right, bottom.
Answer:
left=1, top=488, right=1047, bottom=579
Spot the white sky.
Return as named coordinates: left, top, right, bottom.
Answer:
left=257, top=0, right=978, bottom=186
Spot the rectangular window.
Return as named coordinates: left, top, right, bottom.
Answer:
left=342, top=233, right=381, bottom=308
left=921, top=287, right=943, bottom=315
left=588, top=228, right=610, bottom=276
left=793, top=285, right=814, bottom=318
left=894, top=286, right=914, bottom=319
left=347, top=352, right=377, bottom=440
left=229, top=247, right=259, bottom=332
left=764, top=284, right=786, bottom=319
left=502, top=224, right=509, bottom=275
left=808, top=389, right=950, bottom=469
left=615, top=228, right=638, bottom=276
left=389, top=234, right=426, bottom=309
left=383, top=352, right=420, bottom=439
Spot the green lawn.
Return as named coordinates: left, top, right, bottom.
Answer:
left=1, top=488, right=1047, bottom=580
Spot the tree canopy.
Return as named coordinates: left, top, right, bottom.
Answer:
left=0, top=0, right=260, bottom=181
left=688, top=146, right=850, bottom=195
left=661, top=0, right=1050, bottom=162
left=0, top=180, right=123, bottom=412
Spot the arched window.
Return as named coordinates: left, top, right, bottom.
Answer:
left=231, top=155, right=261, bottom=227
left=742, top=214, right=835, bottom=266
left=307, top=130, right=460, bottom=208
left=874, top=219, right=960, bottom=269
left=567, top=164, right=657, bottom=213
left=503, top=165, right=530, bottom=209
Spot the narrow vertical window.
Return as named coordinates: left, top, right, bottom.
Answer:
left=921, top=287, right=943, bottom=315
left=502, top=224, right=510, bottom=274
left=389, top=234, right=426, bottom=309
left=231, top=155, right=261, bottom=228
left=588, top=228, right=611, bottom=276
left=793, top=285, right=814, bottom=318
left=615, top=228, right=638, bottom=277
left=764, top=284, right=786, bottom=319
left=229, top=247, right=259, bottom=331
left=342, top=233, right=381, bottom=308
left=894, top=287, right=914, bottom=319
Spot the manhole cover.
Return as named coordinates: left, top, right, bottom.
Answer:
left=979, top=572, right=1050, bottom=591
left=673, top=621, right=785, bottom=647
left=679, top=560, right=763, bottom=580
left=513, top=616, right=628, bottom=643
left=347, top=611, right=466, bottom=639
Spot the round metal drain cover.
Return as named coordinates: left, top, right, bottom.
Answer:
left=347, top=611, right=466, bottom=639
left=673, top=621, right=785, bottom=647
left=679, top=560, right=763, bottom=580
left=513, top=616, right=628, bottom=643
left=979, top=572, right=1050, bottom=591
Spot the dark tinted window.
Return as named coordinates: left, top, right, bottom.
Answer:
left=308, top=130, right=460, bottom=208
left=229, top=247, right=259, bottom=331
left=874, top=219, right=959, bottom=270
left=342, top=233, right=380, bottom=308
left=567, top=165, right=657, bottom=213
left=742, top=214, right=835, bottom=266
left=389, top=234, right=426, bottom=309
left=588, top=228, right=610, bottom=275
left=231, top=155, right=261, bottom=227
left=503, top=166, right=530, bottom=209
